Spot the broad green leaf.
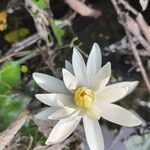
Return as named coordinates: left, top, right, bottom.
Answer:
left=0, top=94, right=31, bottom=132
left=49, top=19, right=65, bottom=45
left=0, top=61, right=21, bottom=94
left=4, top=28, right=29, bottom=43
left=32, top=0, right=49, bottom=9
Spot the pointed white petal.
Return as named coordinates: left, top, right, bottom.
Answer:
left=72, top=47, right=87, bottom=86
left=99, top=103, right=142, bottom=127
left=35, top=93, right=75, bottom=108
left=83, top=117, right=104, bottom=150
left=91, top=62, right=111, bottom=91
left=62, top=68, right=79, bottom=92
left=87, top=43, right=102, bottom=86
left=45, top=117, right=81, bottom=145
left=65, top=60, right=74, bottom=74
left=104, top=81, right=139, bottom=96
left=33, top=73, right=70, bottom=94
left=48, top=107, right=77, bottom=120
left=35, top=107, right=57, bottom=120
left=95, top=87, right=128, bottom=103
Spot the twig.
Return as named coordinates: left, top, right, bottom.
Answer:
left=126, top=31, right=150, bottom=92
left=136, top=13, right=150, bottom=44
left=0, top=51, right=31, bottom=64
left=111, top=0, right=150, bottom=92
left=119, top=0, right=138, bottom=15
left=64, top=0, right=101, bottom=18
left=17, top=51, right=37, bottom=64
left=0, top=110, right=30, bottom=150
left=123, top=14, right=150, bottom=52
left=75, top=46, right=88, bottom=58
left=27, top=136, right=33, bottom=150
left=8, top=34, right=40, bottom=52
left=118, top=0, right=150, bottom=51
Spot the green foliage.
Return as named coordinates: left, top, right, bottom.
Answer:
left=20, top=120, right=46, bottom=146
left=0, top=95, right=27, bottom=131
left=32, top=0, right=49, bottom=9
left=0, top=61, right=21, bottom=94
left=4, top=28, right=29, bottom=43
left=50, top=19, right=65, bottom=45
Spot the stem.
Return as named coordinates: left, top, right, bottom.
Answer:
left=17, top=51, right=37, bottom=64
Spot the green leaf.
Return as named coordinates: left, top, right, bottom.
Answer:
left=20, top=120, right=46, bottom=145
left=0, top=61, right=21, bottom=94
left=0, top=95, right=27, bottom=131
left=32, top=0, right=49, bottom=9
left=49, top=19, right=65, bottom=45
left=4, top=28, right=30, bottom=43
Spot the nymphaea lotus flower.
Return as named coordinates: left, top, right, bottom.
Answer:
left=33, top=43, right=142, bottom=150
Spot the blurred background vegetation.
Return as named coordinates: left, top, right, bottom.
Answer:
left=0, top=0, right=149, bottom=149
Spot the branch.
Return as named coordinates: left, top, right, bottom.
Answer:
left=0, top=110, right=30, bottom=150
left=126, top=31, right=150, bottom=92
left=111, top=0, right=150, bottom=92
left=118, top=0, right=150, bottom=47
left=136, top=13, right=150, bottom=44
left=64, top=0, right=101, bottom=18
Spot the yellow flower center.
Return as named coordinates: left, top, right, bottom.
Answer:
left=74, top=87, right=95, bottom=109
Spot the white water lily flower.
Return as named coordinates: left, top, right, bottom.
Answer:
left=33, top=43, right=142, bottom=150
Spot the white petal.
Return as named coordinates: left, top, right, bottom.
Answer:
left=33, top=73, right=70, bottom=95
left=99, top=103, right=142, bottom=127
left=48, top=107, right=77, bottom=120
left=65, top=60, right=74, bottom=74
left=72, top=47, right=87, bottom=86
left=35, top=93, right=75, bottom=108
left=95, top=87, right=128, bottom=103
left=87, top=43, right=102, bottom=87
left=86, top=105, right=101, bottom=120
left=62, top=68, right=79, bottom=92
left=83, top=117, right=104, bottom=150
left=45, top=116, right=81, bottom=145
left=104, top=81, right=139, bottom=96
left=34, top=107, right=57, bottom=120
left=91, top=62, right=111, bottom=91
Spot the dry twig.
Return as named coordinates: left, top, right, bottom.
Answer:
left=64, top=0, right=101, bottom=18
left=126, top=31, right=150, bottom=92
left=118, top=0, right=150, bottom=49
left=136, top=13, right=150, bottom=44
left=111, top=0, right=150, bottom=92
left=0, top=110, right=30, bottom=150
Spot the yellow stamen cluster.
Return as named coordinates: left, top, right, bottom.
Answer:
left=74, top=87, right=95, bottom=109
